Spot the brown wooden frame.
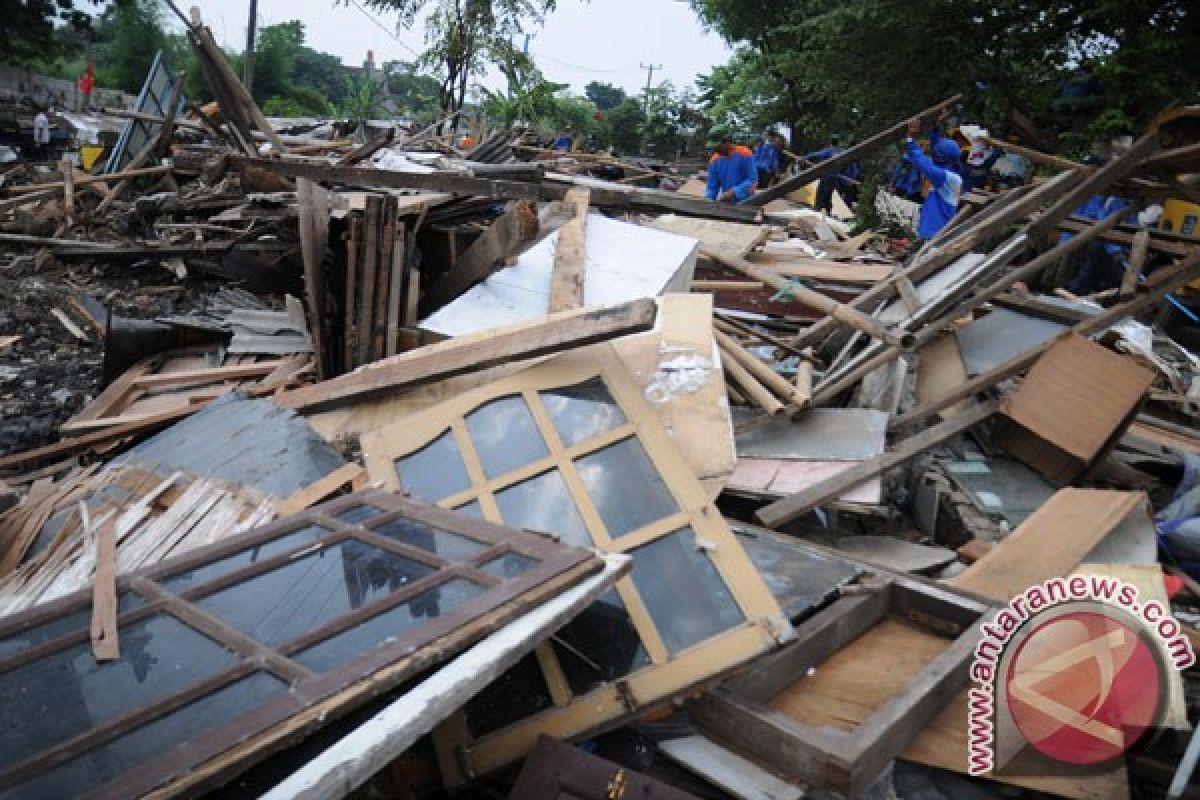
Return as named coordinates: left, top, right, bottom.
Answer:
left=0, top=490, right=600, bottom=799
left=688, top=574, right=988, bottom=796
left=359, top=343, right=792, bottom=782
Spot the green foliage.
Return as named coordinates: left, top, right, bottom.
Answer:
left=1, top=0, right=98, bottom=66
left=383, top=61, right=442, bottom=121
left=601, top=97, right=646, bottom=153
left=93, top=0, right=166, bottom=93
left=354, top=0, right=557, bottom=120
left=691, top=0, right=1200, bottom=152
left=584, top=81, right=625, bottom=111
left=338, top=73, right=385, bottom=122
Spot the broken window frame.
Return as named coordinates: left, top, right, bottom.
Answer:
left=0, top=490, right=599, bottom=800
left=360, top=344, right=791, bottom=782
left=687, top=574, right=988, bottom=796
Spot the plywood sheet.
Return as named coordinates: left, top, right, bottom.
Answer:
left=736, top=408, right=887, bottom=461
left=649, top=214, right=768, bottom=258
left=421, top=214, right=697, bottom=337
left=746, top=252, right=892, bottom=284
left=949, top=488, right=1146, bottom=602
left=727, top=459, right=881, bottom=504
left=915, top=334, right=971, bottom=419
left=769, top=616, right=949, bottom=731
left=1002, top=334, right=1155, bottom=463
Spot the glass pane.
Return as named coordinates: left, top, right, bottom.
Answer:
left=334, top=505, right=381, bottom=525
left=466, top=651, right=554, bottom=738
left=465, top=396, right=548, bottom=478
left=494, top=470, right=591, bottom=548
left=630, top=528, right=744, bottom=654
left=574, top=437, right=678, bottom=537
left=371, top=517, right=488, bottom=562
left=159, top=525, right=327, bottom=594
left=293, top=578, right=486, bottom=672
left=555, top=589, right=651, bottom=696
left=480, top=552, right=538, bottom=579
left=0, top=614, right=237, bottom=771
left=540, top=378, right=627, bottom=448
left=0, top=593, right=143, bottom=662
left=0, top=672, right=286, bottom=800
left=395, top=429, right=472, bottom=503
left=195, top=540, right=435, bottom=647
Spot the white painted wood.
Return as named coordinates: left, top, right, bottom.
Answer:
left=421, top=215, right=698, bottom=336
left=261, top=553, right=631, bottom=800
left=658, top=735, right=806, bottom=800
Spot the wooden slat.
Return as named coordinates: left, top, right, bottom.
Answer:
left=357, top=195, right=382, bottom=366
left=297, top=178, right=332, bottom=377
left=385, top=221, right=407, bottom=356
left=276, top=464, right=366, bottom=517
left=275, top=299, right=658, bottom=414
left=89, top=511, right=119, bottom=661
left=547, top=189, right=589, bottom=312
left=948, top=489, right=1145, bottom=601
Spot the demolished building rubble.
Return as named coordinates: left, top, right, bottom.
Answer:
left=2, top=12, right=1200, bottom=800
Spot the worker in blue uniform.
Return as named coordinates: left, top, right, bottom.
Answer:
left=706, top=137, right=758, bottom=202
left=753, top=133, right=782, bottom=188
left=804, top=138, right=860, bottom=213
left=552, top=130, right=573, bottom=152
left=904, top=121, right=964, bottom=239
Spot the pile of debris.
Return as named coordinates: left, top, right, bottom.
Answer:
left=2, top=10, right=1200, bottom=800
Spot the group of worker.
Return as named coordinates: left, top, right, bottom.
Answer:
left=703, top=119, right=1020, bottom=243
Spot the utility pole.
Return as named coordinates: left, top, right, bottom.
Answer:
left=640, top=62, right=662, bottom=112
left=243, top=0, right=258, bottom=91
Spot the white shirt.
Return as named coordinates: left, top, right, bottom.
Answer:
left=33, top=113, right=50, bottom=144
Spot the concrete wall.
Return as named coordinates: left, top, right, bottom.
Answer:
left=0, top=65, right=134, bottom=111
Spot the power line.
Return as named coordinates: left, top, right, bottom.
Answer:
left=639, top=62, right=663, bottom=111
left=346, top=0, right=423, bottom=60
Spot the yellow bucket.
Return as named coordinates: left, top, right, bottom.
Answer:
left=80, top=145, right=105, bottom=171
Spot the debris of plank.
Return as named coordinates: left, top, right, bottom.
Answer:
left=88, top=509, right=119, bottom=661
left=507, top=736, right=701, bottom=800
left=50, top=308, right=89, bottom=342
left=547, top=188, right=590, bottom=312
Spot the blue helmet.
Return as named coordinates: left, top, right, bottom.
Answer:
left=933, top=138, right=962, bottom=165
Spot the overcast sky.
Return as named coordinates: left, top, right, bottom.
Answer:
left=183, top=0, right=733, bottom=97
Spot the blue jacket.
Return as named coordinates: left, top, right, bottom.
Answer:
left=905, top=138, right=963, bottom=239
left=552, top=135, right=573, bottom=152
left=962, top=147, right=1003, bottom=193
left=805, top=146, right=860, bottom=180
left=707, top=146, right=758, bottom=201
left=753, top=142, right=781, bottom=173
left=1060, top=195, right=1136, bottom=256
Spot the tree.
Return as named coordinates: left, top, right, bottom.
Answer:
left=250, top=21, right=333, bottom=116
left=92, top=0, right=166, bottom=93
left=584, top=81, right=625, bottom=111
left=353, top=0, right=556, bottom=126
left=602, top=97, right=646, bottom=154
left=383, top=60, right=442, bottom=121
left=1, top=0, right=99, bottom=66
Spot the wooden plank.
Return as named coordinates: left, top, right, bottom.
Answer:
left=746, top=253, right=893, bottom=284
left=716, top=329, right=804, bottom=405
left=999, top=334, right=1155, bottom=482
left=2, top=165, right=171, bottom=195
left=60, top=158, right=74, bottom=226
left=130, top=362, right=279, bottom=389
left=915, top=334, right=970, bottom=419
left=276, top=464, right=366, bottom=517
left=372, top=197, right=397, bottom=360
left=949, top=489, right=1145, bottom=601
left=357, top=195, right=382, bottom=366
left=50, top=309, right=89, bottom=342
left=402, top=267, right=420, bottom=349
left=343, top=216, right=360, bottom=371
left=297, top=178, right=332, bottom=377
left=336, top=127, right=395, bottom=167
left=420, top=201, right=536, bottom=315
left=691, top=280, right=765, bottom=291
left=276, top=299, right=658, bottom=414
left=756, top=399, right=1000, bottom=528
left=89, top=511, right=119, bottom=661
left=890, top=252, right=1200, bottom=431
left=385, top=221, right=406, bottom=356
left=658, top=736, right=806, bottom=800
left=745, top=95, right=961, bottom=207
left=649, top=214, right=768, bottom=258
left=547, top=188, right=589, bottom=312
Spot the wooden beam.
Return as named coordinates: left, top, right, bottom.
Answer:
left=744, top=95, right=962, bottom=207
left=60, top=158, right=74, bottom=226
left=419, top=201, right=535, bottom=315
left=715, top=329, right=805, bottom=405
left=548, top=188, right=589, bottom=312
left=756, top=398, right=1001, bottom=528
left=276, top=464, right=366, bottom=516
left=337, top=127, right=396, bottom=167
left=1028, top=134, right=1159, bottom=240
left=275, top=298, right=658, bottom=414
left=980, top=135, right=1084, bottom=172
left=89, top=510, right=120, bottom=661
left=297, top=178, right=332, bottom=378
